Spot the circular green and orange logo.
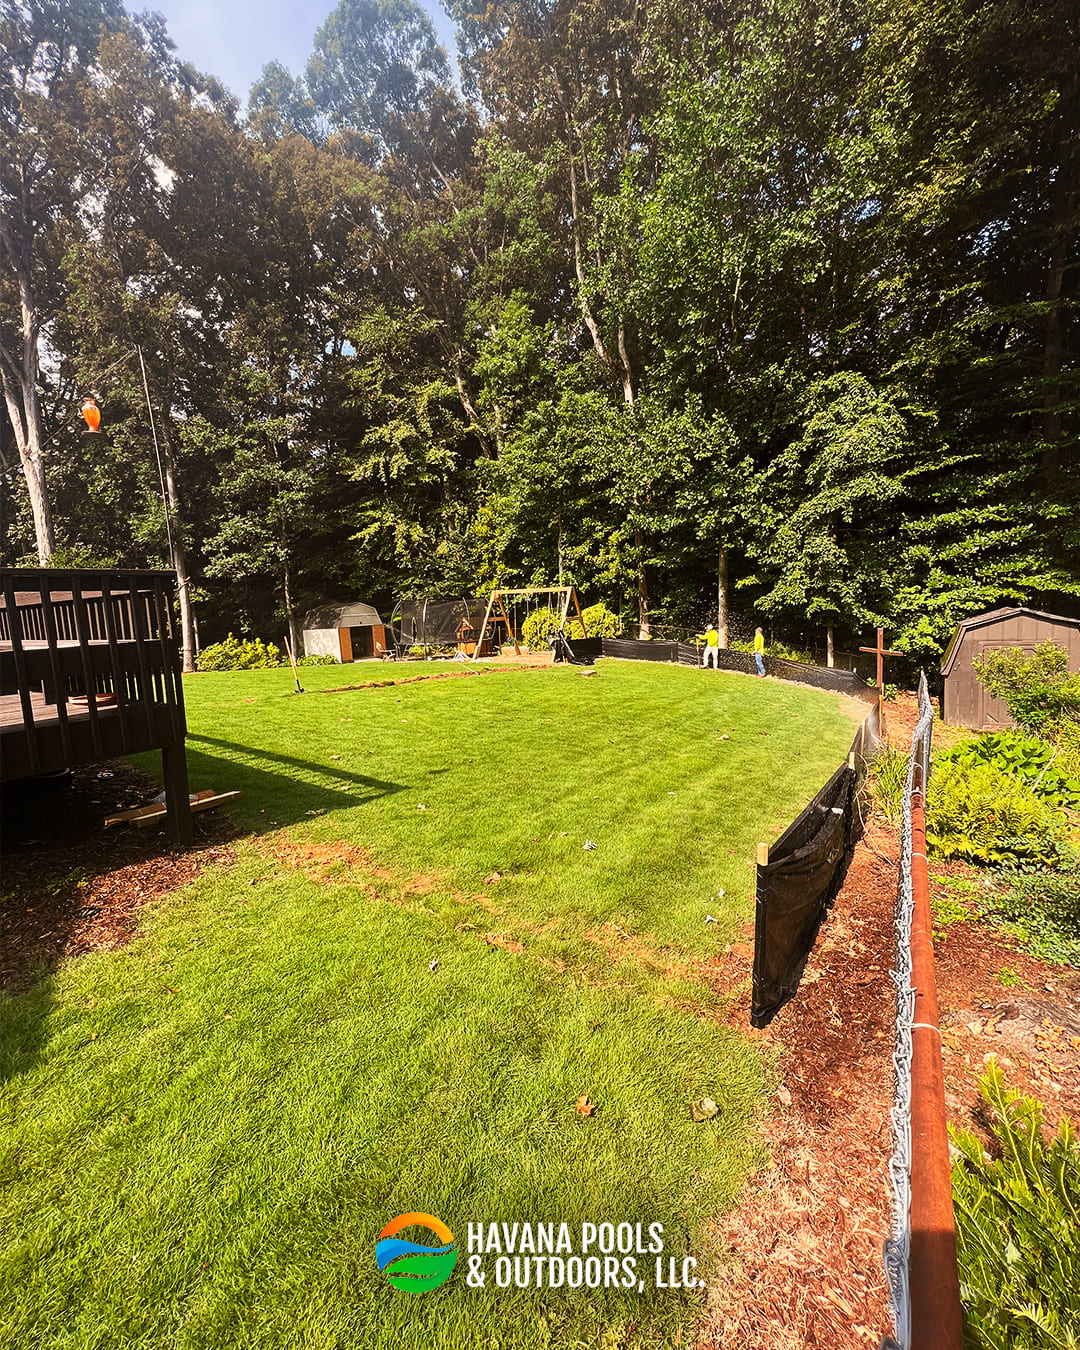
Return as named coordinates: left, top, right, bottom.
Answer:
left=376, top=1212, right=457, bottom=1292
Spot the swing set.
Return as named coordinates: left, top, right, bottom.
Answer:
left=472, top=587, right=588, bottom=660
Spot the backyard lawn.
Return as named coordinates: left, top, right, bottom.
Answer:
left=0, top=659, right=862, bottom=1349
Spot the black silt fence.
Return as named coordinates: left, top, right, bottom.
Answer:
left=592, top=638, right=876, bottom=701
left=750, top=702, right=880, bottom=1028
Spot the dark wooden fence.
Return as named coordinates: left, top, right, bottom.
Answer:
left=0, top=568, right=192, bottom=843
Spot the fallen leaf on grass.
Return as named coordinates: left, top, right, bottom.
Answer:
left=484, top=872, right=502, bottom=885
left=575, top=1095, right=596, bottom=1117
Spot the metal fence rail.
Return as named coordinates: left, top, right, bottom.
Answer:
left=883, top=671, right=961, bottom=1350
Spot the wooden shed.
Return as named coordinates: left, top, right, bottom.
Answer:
left=940, top=606, right=1080, bottom=729
left=302, top=602, right=388, bottom=662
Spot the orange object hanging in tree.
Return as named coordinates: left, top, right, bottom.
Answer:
left=81, top=397, right=101, bottom=433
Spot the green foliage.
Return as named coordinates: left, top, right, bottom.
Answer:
left=520, top=606, right=560, bottom=650
left=938, top=731, right=1080, bottom=809
left=196, top=634, right=283, bottom=672
left=295, top=653, right=337, bottom=667
left=565, top=602, right=621, bottom=639
left=951, top=1061, right=1080, bottom=1349
left=979, top=861, right=1080, bottom=968
left=871, top=743, right=908, bottom=823
left=925, top=761, right=1067, bottom=866
left=973, top=643, right=1080, bottom=734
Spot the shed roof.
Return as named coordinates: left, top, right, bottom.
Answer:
left=303, top=601, right=383, bottom=630
left=940, top=606, right=1080, bottom=676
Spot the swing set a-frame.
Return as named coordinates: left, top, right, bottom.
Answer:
left=471, top=586, right=587, bottom=660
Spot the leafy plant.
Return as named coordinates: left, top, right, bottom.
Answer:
left=563, top=602, right=621, bottom=639
left=980, top=860, right=1080, bottom=967
left=994, top=967, right=1021, bottom=988
left=197, top=635, right=283, bottom=672
left=871, top=742, right=908, bottom=821
left=295, top=654, right=337, bottom=668
left=521, top=606, right=561, bottom=650
left=951, top=1060, right=1080, bottom=1349
left=972, top=642, right=1080, bottom=734
left=937, top=730, right=1080, bottom=809
left=925, top=761, right=1067, bottom=866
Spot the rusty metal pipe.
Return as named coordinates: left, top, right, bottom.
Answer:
left=908, top=792, right=964, bottom=1350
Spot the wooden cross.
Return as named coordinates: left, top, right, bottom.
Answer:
left=859, top=627, right=902, bottom=729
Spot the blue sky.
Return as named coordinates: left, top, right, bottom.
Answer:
left=142, top=0, right=459, bottom=105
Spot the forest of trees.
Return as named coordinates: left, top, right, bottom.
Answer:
left=2, top=0, right=1077, bottom=668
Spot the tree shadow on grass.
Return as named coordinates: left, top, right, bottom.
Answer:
left=0, top=974, right=53, bottom=1086
left=183, top=734, right=409, bottom=830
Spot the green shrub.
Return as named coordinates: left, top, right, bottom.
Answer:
left=196, top=634, right=282, bottom=671
left=925, top=760, right=1066, bottom=866
left=1049, top=717, right=1080, bottom=782
left=938, top=730, right=1080, bottom=809
left=952, top=1060, right=1080, bottom=1349
left=521, top=606, right=561, bottom=651
left=973, top=641, right=1080, bottom=733
left=564, top=602, right=621, bottom=639
left=295, top=653, right=337, bottom=668
left=980, top=859, right=1080, bottom=967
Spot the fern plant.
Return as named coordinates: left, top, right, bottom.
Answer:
left=952, top=1061, right=1080, bottom=1348
left=926, top=761, right=1067, bottom=866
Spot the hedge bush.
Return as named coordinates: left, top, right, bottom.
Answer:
left=197, top=634, right=283, bottom=671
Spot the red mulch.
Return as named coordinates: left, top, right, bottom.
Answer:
left=1, top=760, right=237, bottom=991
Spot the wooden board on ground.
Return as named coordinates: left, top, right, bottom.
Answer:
left=103, top=790, right=241, bottom=830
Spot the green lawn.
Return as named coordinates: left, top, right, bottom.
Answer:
left=1, top=659, right=861, bottom=1350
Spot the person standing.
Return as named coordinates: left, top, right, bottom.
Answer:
left=753, top=627, right=766, bottom=677
left=701, top=623, right=720, bottom=668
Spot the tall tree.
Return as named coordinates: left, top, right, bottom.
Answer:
left=0, top=0, right=127, bottom=562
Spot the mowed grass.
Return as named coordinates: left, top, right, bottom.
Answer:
left=0, top=659, right=862, bottom=1350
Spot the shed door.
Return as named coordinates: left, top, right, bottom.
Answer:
left=974, top=641, right=1036, bottom=729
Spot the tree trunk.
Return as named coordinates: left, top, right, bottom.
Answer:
left=635, top=525, right=650, bottom=638
left=283, top=555, right=300, bottom=658
left=826, top=625, right=835, bottom=668
left=717, top=544, right=729, bottom=648
left=0, top=260, right=55, bottom=563
left=157, top=420, right=196, bottom=673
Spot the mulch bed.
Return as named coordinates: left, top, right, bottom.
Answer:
left=1, top=761, right=236, bottom=992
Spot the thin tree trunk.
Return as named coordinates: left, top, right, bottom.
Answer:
left=717, top=545, right=728, bottom=648
left=0, top=265, right=55, bottom=562
left=635, top=525, right=650, bottom=638
left=826, top=625, right=835, bottom=668
left=157, top=418, right=196, bottom=673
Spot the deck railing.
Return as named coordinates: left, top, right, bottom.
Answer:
left=0, top=568, right=191, bottom=843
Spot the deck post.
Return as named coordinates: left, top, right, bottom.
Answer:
left=162, top=740, right=193, bottom=846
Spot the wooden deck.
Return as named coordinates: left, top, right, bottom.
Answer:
left=1, top=569, right=192, bottom=843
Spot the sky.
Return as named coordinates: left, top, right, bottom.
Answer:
left=142, top=0, right=459, bottom=106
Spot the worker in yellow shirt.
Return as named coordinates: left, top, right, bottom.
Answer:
left=754, top=627, right=766, bottom=677
left=701, top=623, right=720, bottom=668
